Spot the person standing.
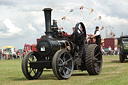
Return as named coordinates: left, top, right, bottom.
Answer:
left=108, top=46, right=112, bottom=55
left=20, top=50, right=23, bottom=59
left=91, top=26, right=101, bottom=46
left=0, top=50, right=2, bottom=60
left=7, top=52, right=10, bottom=60
left=10, top=51, right=12, bottom=59
left=114, top=46, right=118, bottom=55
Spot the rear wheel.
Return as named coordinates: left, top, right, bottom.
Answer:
left=85, top=44, right=102, bottom=75
left=52, top=49, right=74, bottom=80
left=119, top=53, right=125, bottom=63
left=22, top=51, right=43, bottom=80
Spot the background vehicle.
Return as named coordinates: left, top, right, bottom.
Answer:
left=119, top=36, right=128, bottom=63
left=2, top=46, right=16, bottom=59
left=104, top=38, right=118, bottom=50
left=2, top=46, right=15, bottom=53
left=23, top=44, right=37, bottom=57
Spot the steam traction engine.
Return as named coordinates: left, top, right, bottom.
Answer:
left=22, top=8, right=102, bottom=80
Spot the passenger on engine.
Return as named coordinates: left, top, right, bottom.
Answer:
left=58, top=27, right=69, bottom=38
left=86, top=34, right=95, bottom=44
left=86, top=34, right=90, bottom=44
left=91, top=26, right=101, bottom=46
left=69, top=27, right=75, bottom=39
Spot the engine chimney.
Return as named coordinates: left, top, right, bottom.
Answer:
left=43, top=8, right=53, bottom=38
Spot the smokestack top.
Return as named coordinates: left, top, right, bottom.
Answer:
left=43, top=8, right=53, bottom=38
left=43, top=8, right=52, bottom=11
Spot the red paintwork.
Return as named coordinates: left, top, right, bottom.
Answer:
left=104, top=38, right=115, bottom=50
left=37, top=38, right=41, bottom=43
left=31, top=44, right=37, bottom=52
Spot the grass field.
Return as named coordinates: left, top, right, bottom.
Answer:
left=0, top=55, right=128, bottom=85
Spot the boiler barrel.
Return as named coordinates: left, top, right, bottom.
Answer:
left=36, top=39, right=73, bottom=56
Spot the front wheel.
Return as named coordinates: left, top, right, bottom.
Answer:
left=22, top=51, right=43, bottom=80
left=85, top=44, right=102, bottom=75
left=52, top=49, right=74, bottom=80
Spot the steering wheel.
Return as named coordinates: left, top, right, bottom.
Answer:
left=74, top=22, right=86, bottom=46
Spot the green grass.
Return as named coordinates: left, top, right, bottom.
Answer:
left=0, top=55, right=128, bottom=85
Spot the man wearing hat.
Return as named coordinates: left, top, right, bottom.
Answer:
left=91, top=26, right=101, bottom=46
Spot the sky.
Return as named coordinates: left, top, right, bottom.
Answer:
left=0, top=0, right=128, bottom=49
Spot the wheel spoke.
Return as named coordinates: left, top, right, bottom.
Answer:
left=63, top=70, right=66, bottom=76
left=63, top=53, right=66, bottom=62
left=94, top=62, right=99, bottom=70
left=59, top=58, right=64, bottom=63
left=65, top=58, right=72, bottom=63
left=32, top=69, right=37, bottom=74
left=32, top=56, right=36, bottom=61
left=94, top=59, right=101, bottom=71
left=28, top=68, right=33, bottom=74
left=94, top=47, right=99, bottom=53
left=94, top=66, right=99, bottom=72
left=65, top=67, right=72, bottom=72
left=95, top=52, right=100, bottom=57
left=93, top=58, right=99, bottom=65
left=93, top=57, right=97, bottom=61
left=58, top=67, right=62, bottom=72
left=58, top=64, right=64, bottom=66
left=32, top=58, right=34, bottom=61
left=28, top=60, right=31, bottom=62
left=63, top=52, right=66, bottom=57
left=97, top=60, right=101, bottom=64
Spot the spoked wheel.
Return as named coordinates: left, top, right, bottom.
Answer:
left=85, top=44, right=102, bottom=75
left=119, top=53, right=125, bottom=63
left=52, top=49, right=74, bottom=80
left=22, top=51, right=43, bottom=80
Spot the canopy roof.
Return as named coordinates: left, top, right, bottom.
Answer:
left=2, top=46, right=15, bottom=49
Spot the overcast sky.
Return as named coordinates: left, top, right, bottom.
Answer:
left=0, top=0, right=128, bottom=49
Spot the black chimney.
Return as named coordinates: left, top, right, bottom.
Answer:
left=43, top=8, right=53, bottom=38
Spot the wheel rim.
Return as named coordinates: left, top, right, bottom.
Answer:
left=57, top=52, right=73, bottom=78
left=93, top=46, right=102, bottom=73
